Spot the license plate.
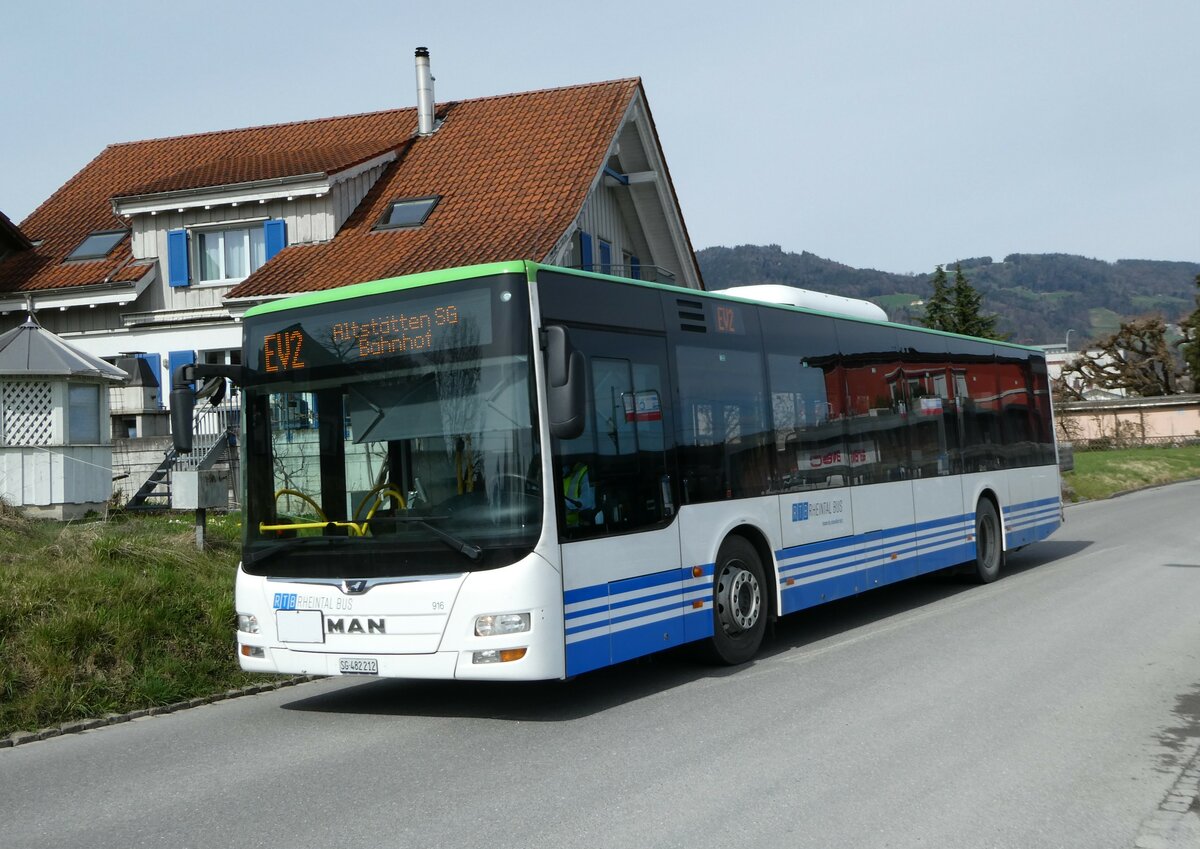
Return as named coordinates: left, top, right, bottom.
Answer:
left=339, top=657, right=378, bottom=675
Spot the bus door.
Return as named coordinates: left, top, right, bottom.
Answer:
left=553, top=328, right=681, bottom=676
left=903, top=362, right=969, bottom=575
left=838, top=325, right=917, bottom=587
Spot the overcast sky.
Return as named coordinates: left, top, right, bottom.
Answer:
left=3, top=0, right=1197, bottom=274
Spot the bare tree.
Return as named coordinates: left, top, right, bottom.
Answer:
left=1050, top=376, right=1084, bottom=441
left=1060, top=317, right=1183, bottom=398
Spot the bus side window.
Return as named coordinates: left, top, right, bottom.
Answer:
left=675, top=344, right=771, bottom=502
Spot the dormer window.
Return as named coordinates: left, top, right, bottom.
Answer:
left=66, top=230, right=127, bottom=261
left=375, top=196, right=439, bottom=231
left=197, top=225, right=267, bottom=283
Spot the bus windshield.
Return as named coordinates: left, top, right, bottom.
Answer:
left=240, top=275, right=540, bottom=578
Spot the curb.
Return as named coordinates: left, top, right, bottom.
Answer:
left=0, top=676, right=319, bottom=749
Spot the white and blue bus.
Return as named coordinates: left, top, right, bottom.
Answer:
left=173, top=260, right=1061, bottom=680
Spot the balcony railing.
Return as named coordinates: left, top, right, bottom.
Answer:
left=571, top=264, right=677, bottom=285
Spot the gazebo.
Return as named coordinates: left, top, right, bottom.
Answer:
left=0, top=315, right=128, bottom=518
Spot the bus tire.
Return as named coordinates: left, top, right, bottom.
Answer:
left=706, top=536, right=767, bottom=665
left=972, top=498, right=1004, bottom=583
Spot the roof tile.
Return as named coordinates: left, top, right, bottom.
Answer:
left=1, top=79, right=642, bottom=299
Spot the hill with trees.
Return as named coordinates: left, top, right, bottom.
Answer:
left=696, top=244, right=1200, bottom=347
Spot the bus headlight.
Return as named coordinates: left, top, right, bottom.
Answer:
left=237, top=613, right=260, bottom=634
left=474, top=613, right=530, bottom=637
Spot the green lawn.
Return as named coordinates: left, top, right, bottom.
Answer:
left=1062, top=444, right=1200, bottom=502
left=0, top=508, right=268, bottom=736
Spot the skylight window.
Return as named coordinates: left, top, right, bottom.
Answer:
left=66, top=230, right=127, bottom=261
left=375, top=196, right=439, bottom=231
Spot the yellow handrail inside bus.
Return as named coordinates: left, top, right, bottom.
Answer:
left=353, top=483, right=407, bottom=523
left=258, top=520, right=367, bottom=536
left=274, top=488, right=328, bottom=522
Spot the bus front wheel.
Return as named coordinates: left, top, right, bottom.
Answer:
left=707, top=536, right=767, bottom=665
left=972, top=498, right=1004, bottom=583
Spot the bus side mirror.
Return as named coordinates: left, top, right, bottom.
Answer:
left=544, top=325, right=585, bottom=439
left=171, top=364, right=196, bottom=453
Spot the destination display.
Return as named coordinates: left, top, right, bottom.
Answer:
left=249, top=288, right=494, bottom=374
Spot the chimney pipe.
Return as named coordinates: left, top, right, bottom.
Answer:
left=415, top=47, right=436, bottom=136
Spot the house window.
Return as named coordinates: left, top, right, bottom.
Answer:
left=197, top=226, right=267, bottom=283
left=374, top=196, right=439, bottom=230
left=68, top=383, right=101, bottom=444
left=66, top=230, right=127, bottom=261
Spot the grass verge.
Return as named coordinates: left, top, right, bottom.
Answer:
left=0, top=507, right=269, bottom=737
left=1062, top=444, right=1200, bottom=502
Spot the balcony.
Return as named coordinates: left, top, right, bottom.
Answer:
left=572, top=264, right=676, bottom=285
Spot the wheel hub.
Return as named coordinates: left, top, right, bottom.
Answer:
left=717, top=562, right=761, bottom=635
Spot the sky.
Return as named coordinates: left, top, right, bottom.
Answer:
left=2, top=0, right=1197, bottom=275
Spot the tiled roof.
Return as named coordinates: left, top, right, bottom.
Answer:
left=229, top=79, right=642, bottom=298
left=0, top=78, right=648, bottom=298
left=116, top=139, right=399, bottom=198
left=0, top=106, right=416, bottom=294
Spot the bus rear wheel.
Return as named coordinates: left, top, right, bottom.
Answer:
left=707, top=536, right=767, bottom=665
left=972, top=498, right=1004, bottom=583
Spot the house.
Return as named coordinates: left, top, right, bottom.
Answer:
left=0, top=49, right=701, bottom=417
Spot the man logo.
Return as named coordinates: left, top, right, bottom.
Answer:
left=342, top=579, right=369, bottom=594
left=327, top=617, right=386, bottom=635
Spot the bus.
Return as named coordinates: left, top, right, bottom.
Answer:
left=172, top=260, right=1062, bottom=680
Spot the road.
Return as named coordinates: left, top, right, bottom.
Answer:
left=2, top=481, right=1198, bottom=849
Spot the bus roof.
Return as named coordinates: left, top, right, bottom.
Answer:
left=243, top=260, right=1042, bottom=354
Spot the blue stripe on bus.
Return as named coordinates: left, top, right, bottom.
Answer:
left=563, top=497, right=1060, bottom=673
left=776, top=511, right=970, bottom=564
left=567, top=585, right=687, bottom=622
left=565, top=568, right=680, bottom=606
left=1002, top=496, right=1060, bottom=514
left=563, top=583, right=609, bottom=606
left=566, top=592, right=687, bottom=636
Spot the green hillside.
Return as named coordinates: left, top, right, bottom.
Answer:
left=696, top=245, right=1200, bottom=346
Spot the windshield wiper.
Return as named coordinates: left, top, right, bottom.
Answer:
left=388, top=515, right=483, bottom=562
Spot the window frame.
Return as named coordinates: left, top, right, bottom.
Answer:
left=192, top=222, right=268, bottom=285
left=64, top=230, right=128, bottom=262
left=67, top=382, right=102, bottom=445
left=373, top=196, right=440, bottom=231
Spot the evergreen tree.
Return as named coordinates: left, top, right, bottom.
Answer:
left=1179, top=273, right=1200, bottom=391
left=921, top=265, right=952, bottom=331
left=949, top=262, right=1002, bottom=339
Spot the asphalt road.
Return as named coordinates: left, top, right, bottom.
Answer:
left=3, top=481, right=1199, bottom=849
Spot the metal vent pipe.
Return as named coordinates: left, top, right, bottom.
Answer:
left=415, top=47, right=436, bottom=135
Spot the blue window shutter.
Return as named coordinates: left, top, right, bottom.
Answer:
left=579, top=231, right=593, bottom=271
left=167, top=229, right=190, bottom=287
left=168, top=350, right=196, bottom=391
left=138, top=353, right=162, bottom=392
left=264, top=219, right=287, bottom=261
left=630, top=255, right=641, bottom=280
left=599, top=240, right=612, bottom=275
